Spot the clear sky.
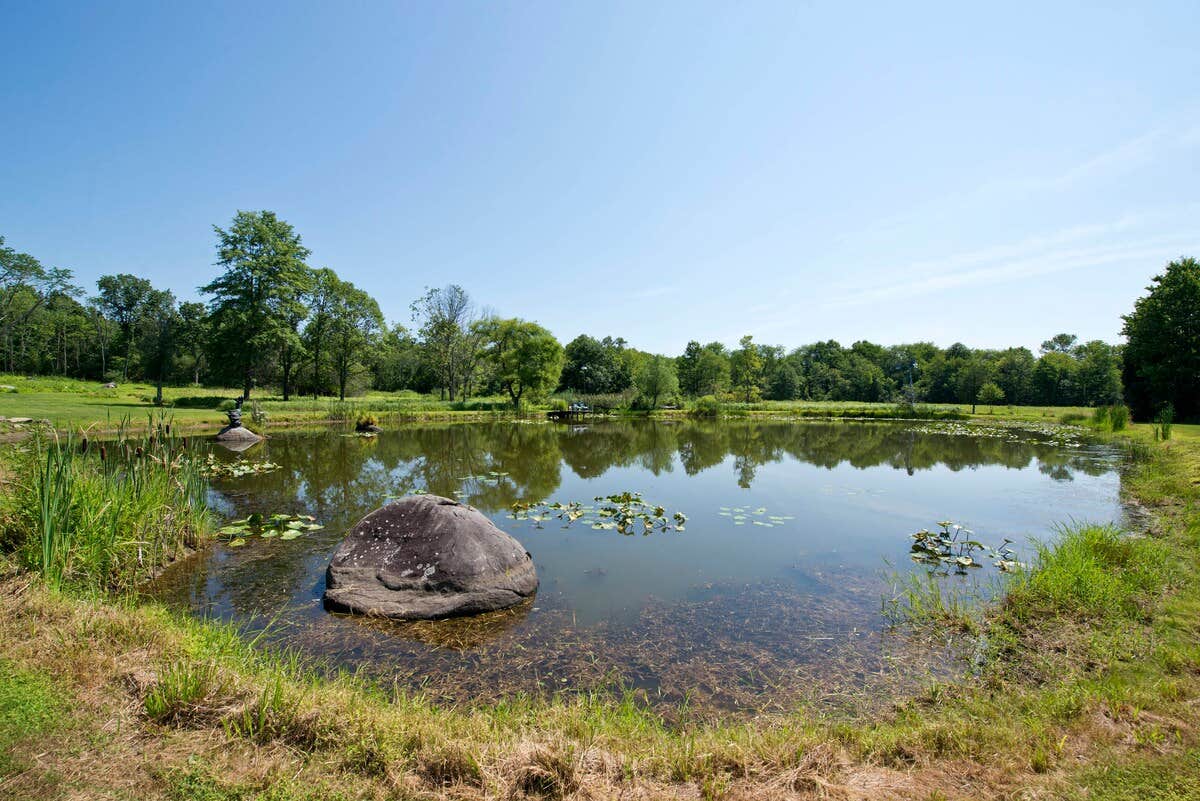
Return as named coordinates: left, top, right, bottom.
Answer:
left=2, top=1, right=1197, bottom=356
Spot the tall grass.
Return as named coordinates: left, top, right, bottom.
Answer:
left=10, top=415, right=213, bottom=592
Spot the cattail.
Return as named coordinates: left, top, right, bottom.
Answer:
left=79, top=436, right=89, bottom=454
left=135, top=446, right=143, bottom=458
left=99, top=445, right=107, bottom=462
left=165, top=424, right=171, bottom=435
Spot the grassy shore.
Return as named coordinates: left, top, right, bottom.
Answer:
left=0, top=397, right=1197, bottom=798
left=0, top=373, right=1098, bottom=434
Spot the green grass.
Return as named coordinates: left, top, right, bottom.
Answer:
left=2, top=420, right=213, bottom=591
left=0, top=658, right=64, bottom=776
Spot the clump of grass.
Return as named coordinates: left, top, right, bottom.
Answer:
left=506, top=743, right=579, bottom=800
left=1003, top=523, right=1169, bottom=622
left=1108, top=404, right=1129, bottom=431
left=144, top=660, right=227, bottom=726
left=4, top=415, right=213, bottom=591
left=882, top=570, right=984, bottom=632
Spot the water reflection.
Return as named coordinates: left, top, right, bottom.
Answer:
left=151, top=419, right=1122, bottom=713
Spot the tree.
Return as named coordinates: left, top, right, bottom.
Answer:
left=978, top=381, right=1005, bottom=407
left=995, top=347, right=1035, bottom=405
left=372, top=324, right=423, bottom=391
left=327, top=278, right=385, bottom=400
left=636, top=355, right=679, bottom=408
left=138, top=289, right=180, bottom=405
left=303, top=268, right=339, bottom=398
left=411, top=285, right=477, bottom=401
left=1040, top=333, right=1078, bottom=355
left=1032, top=351, right=1077, bottom=406
left=1074, top=340, right=1122, bottom=406
left=95, top=273, right=153, bottom=380
left=956, top=357, right=993, bottom=413
left=0, top=236, right=77, bottom=369
left=201, top=211, right=312, bottom=399
left=560, top=334, right=629, bottom=394
left=730, top=335, right=764, bottom=402
left=1122, top=257, right=1200, bottom=420
left=176, top=302, right=210, bottom=385
left=767, top=362, right=801, bottom=400
left=478, top=318, right=564, bottom=409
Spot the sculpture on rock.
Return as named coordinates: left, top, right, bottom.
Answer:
left=214, top=395, right=262, bottom=450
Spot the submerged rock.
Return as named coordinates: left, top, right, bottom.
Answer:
left=323, top=494, right=537, bottom=620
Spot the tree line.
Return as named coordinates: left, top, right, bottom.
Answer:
left=1, top=213, right=1194, bottom=418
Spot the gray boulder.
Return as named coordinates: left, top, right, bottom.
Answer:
left=214, top=424, right=262, bottom=451
left=323, top=494, right=537, bottom=620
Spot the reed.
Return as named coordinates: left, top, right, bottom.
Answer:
left=12, top=413, right=214, bottom=592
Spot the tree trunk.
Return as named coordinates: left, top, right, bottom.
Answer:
left=312, top=345, right=321, bottom=400
left=243, top=368, right=252, bottom=401
left=282, top=348, right=292, bottom=402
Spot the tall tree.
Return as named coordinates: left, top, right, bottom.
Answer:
left=0, top=236, right=77, bottom=369
left=478, top=317, right=564, bottom=409
left=95, top=273, right=153, bottom=380
left=176, top=302, right=210, bottom=385
left=1122, top=257, right=1200, bottom=420
left=636, top=355, right=679, bottom=408
left=201, top=211, right=312, bottom=399
left=138, top=289, right=180, bottom=405
left=327, top=278, right=385, bottom=400
left=730, top=335, right=764, bottom=402
left=411, top=285, right=476, bottom=401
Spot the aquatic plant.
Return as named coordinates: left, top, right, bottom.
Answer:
left=199, top=454, right=281, bottom=478
left=909, top=521, right=1024, bottom=575
left=10, top=416, right=212, bottom=591
left=218, top=513, right=323, bottom=547
left=509, top=492, right=686, bottom=535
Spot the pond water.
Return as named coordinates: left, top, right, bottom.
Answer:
left=151, top=419, right=1124, bottom=713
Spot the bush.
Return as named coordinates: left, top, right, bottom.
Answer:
left=689, top=395, right=722, bottom=418
left=1108, top=404, right=1129, bottom=431
left=1091, top=406, right=1110, bottom=426
left=548, top=398, right=569, bottom=412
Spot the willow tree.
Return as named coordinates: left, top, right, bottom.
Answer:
left=201, top=211, right=312, bottom=399
left=478, top=317, right=564, bottom=409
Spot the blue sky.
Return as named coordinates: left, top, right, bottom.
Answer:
left=2, top=1, right=1197, bottom=355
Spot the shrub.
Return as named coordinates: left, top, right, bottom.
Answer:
left=1108, top=404, right=1129, bottom=431
left=689, top=395, right=722, bottom=418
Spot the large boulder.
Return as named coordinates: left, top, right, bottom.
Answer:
left=214, top=424, right=262, bottom=451
left=323, top=494, right=537, bottom=620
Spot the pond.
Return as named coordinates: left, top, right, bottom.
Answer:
left=151, top=418, right=1124, bottom=713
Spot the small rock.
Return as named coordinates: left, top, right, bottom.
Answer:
left=9, top=417, right=33, bottom=424
left=102, top=382, right=117, bottom=389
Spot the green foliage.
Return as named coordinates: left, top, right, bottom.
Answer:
left=560, top=334, right=632, bottom=394
left=478, top=317, right=564, bottom=409
left=1108, top=404, right=1129, bottom=431
left=977, top=381, right=1005, bottom=406
left=202, top=211, right=313, bottom=398
left=7, top=420, right=213, bottom=591
left=1123, top=257, right=1200, bottom=421
left=689, top=394, right=722, bottom=418
left=635, top=355, right=679, bottom=409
